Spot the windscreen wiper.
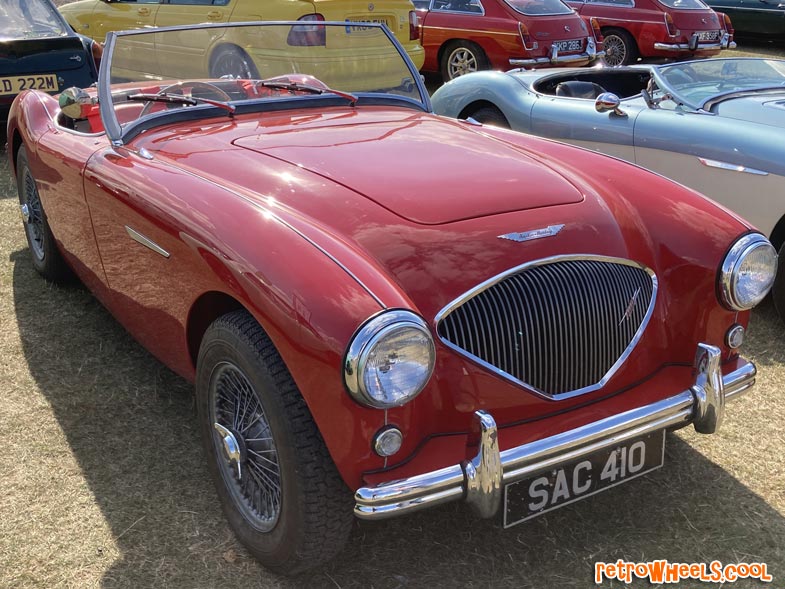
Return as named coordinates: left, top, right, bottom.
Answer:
left=256, top=81, right=358, bottom=106
left=127, top=92, right=236, bottom=115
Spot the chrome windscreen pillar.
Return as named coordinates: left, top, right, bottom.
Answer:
left=462, top=411, right=502, bottom=518
left=691, top=343, right=725, bottom=434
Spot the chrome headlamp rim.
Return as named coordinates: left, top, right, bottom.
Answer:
left=344, top=309, right=435, bottom=409
left=719, top=233, right=777, bottom=311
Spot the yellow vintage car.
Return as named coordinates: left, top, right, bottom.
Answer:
left=59, top=0, right=425, bottom=71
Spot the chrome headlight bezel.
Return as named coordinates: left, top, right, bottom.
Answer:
left=344, top=310, right=435, bottom=409
left=719, top=233, right=777, bottom=311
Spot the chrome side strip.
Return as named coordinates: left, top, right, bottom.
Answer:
left=699, top=157, right=769, bottom=176
left=125, top=226, right=170, bottom=258
left=354, top=345, right=755, bottom=520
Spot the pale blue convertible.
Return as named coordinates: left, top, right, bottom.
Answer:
left=432, top=57, right=785, bottom=318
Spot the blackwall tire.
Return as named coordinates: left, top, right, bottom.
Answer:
left=15, top=146, right=72, bottom=282
left=601, top=29, right=638, bottom=67
left=470, top=105, right=510, bottom=128
left=196, top=310, right=353, bottom=575
left=440, top=40, right=489, bottom=81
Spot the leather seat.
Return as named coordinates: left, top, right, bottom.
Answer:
left=555, top=81, right=607, bottom=99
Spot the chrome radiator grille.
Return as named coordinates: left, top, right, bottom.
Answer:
left=436, top=258, right=656, bottom=399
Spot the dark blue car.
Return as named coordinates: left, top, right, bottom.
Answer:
left=1, top=0, right=99, bottom=120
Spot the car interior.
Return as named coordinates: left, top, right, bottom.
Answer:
left=534, top=70, right=653, bottom=99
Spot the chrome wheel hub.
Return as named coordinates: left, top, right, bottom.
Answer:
left=214, top=422, right=245, bottom=479
left=20, top=203, right=31, bottom=224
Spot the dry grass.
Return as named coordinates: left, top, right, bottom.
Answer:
left=2, top=11, right=785, bottom=586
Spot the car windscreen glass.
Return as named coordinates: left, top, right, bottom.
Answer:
left=101, top=22, right=427, bottom=143
left=655, top=0, right=708, bottom=8
left=503, top=0, right=574, bottom=15
left=657, top=58, right=785, bottom=108
left=0, top=0, right=70, bottom=40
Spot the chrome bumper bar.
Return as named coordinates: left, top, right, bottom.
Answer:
left=354, top=343, right=755, bottom=520
left=654, top=32, right=735, bottom=52
left=510, top=38, right=602, bottom=67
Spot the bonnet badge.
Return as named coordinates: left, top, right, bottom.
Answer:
left=498, top=224, right=564, bottom=243
left=369, top=3, right=375, bottom=10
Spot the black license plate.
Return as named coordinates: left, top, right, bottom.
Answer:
left=503, top=430, right=665, bottom=528
left=698, top=30, right=720, bottom=41
left=554, top=39, right=583, bottom=52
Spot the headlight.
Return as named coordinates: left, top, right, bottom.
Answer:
left=344, top=310, right=435, bottom=408
left=719, top=233, right=777, bottom=311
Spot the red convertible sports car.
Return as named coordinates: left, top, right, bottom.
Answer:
left=7, top=22, right=775, bottom=574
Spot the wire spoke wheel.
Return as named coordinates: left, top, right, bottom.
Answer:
left=210, top=361, right=281, bottom=532
left=22, top=168, right=46, bottom=262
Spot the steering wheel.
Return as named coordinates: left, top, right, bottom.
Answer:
left=139, top=81, right=233, bottom=117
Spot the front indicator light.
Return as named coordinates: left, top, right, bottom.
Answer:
left=344, top=310, right=435, bottom=409
left=374, top=426, right=404, bottom=457
left=726, top=324, right=745, bottom=349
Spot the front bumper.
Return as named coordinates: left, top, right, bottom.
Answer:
left=509, top=37, right=603, bottom=68
left=654, top=32, right=735, bottom=52
left=355, top=343, right=755, bottom=520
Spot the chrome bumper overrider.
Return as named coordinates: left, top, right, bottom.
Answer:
left=509, top=38, right=602, bottom=67
left=654, top=32, right=735, bottom=52
left=354, top=343, right=755, bottom=520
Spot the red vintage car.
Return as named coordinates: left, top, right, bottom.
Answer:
left=7, top=21, right=775, bottom=574
left=415, top=0, right=604, bottom=80
left=566, top=0, right=735, bottom=66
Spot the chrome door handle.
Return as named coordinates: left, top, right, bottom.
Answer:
left=138, top=7, right=150, bottom=16
left=207, top=10, right=223, bottom=19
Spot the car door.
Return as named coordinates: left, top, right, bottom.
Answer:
left=86, top=0, right=161, bottom=43
left=154, top=0, right=233, bottom=77
left=529, top=94, right=643, bottom=161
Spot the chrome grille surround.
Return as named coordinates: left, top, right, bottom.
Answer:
left=435, top=255, right=658, bottom=401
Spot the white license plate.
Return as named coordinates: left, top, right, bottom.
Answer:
left=0, top=74, right=58, bottom=96
left=345, top=16, right=394, bottom=33
left=503, top=430, right=665, bottom=527
left=698, top=30, right=720, bottom=41
left=554, top=39, right=583, bottom=52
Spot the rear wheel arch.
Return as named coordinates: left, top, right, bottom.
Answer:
left=459, top=101, right=510, bottom=127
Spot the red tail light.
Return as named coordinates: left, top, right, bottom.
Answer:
left=288, top=14, right=326, bottom=46
left=664, top=13, right=678, bottom=37
left=409, top=10, right=420, bottom=40
left=519, top=22, right=535, bottom=50
left=590, top=17, right=603, bottom=42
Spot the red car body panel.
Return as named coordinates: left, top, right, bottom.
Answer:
left=568, top=0, right=732, bottom=59
left=7, top=89, right=750, bottom=490
left=418, top=0, right=598, bottom=73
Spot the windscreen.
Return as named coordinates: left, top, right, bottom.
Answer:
left=655, top=0, right=708, bottom=9
left=0, top=0, right=70, bottom=41
left=102, top=22, right=426, bottom=140
left=658, top=59, right=785, bottom=107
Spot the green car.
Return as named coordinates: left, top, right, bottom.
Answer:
left=707, top=0, right=785, bottom=38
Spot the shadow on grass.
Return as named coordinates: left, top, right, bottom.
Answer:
left=10, top=252, right=785, bottom=588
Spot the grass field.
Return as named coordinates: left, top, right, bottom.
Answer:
left=2, top=11, right=785, bottom=587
